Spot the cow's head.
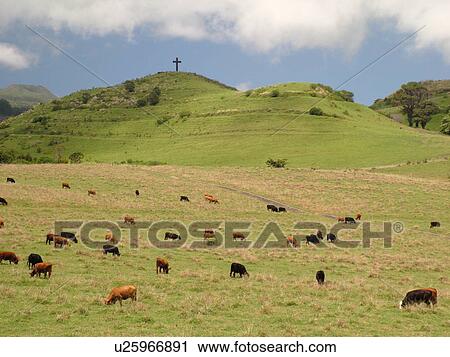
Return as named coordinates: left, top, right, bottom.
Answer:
left=12, top=256, right=19, bottom=264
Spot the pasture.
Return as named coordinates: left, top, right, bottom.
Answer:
left=0, top=164, right=449, bottom=336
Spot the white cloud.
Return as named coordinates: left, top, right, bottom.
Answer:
left=1, top=0, right=450, bottom=61
left=0, top=42, right=34, bottom=70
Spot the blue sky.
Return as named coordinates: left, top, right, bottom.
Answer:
left=1, top=1, right=449, bottom=105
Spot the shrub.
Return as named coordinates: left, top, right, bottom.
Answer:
left=0, top=151, right=15, bottom=163
left=156, top=117, right=169, bottom=126
left=69, top=152, right=84, bottom=163
left=136, top=98, right=147, bottom=107
left=179, top=111, right=191, bottom=119
left=32, top=116, right=49, bottom=125
left=266, top=158, right=287, bottom=168
left=123, top=80, right=135, bottom=93
left=80, top=92, right=91, bottom=104
left=270, top=89, right=280, bottom=97
left=440, top=117, right=450, bottom=135
left=148, top=87, right=161, bottom=106
left=309, top=107, right=324, bottom=116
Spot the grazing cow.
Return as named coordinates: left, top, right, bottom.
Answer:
left=124, top=215, right=135, bottom=225
left=317, top=230, right=324, bottom=240
left=233, top=232, right=246, bottom=241
left=46, top=233, right=56, bottom=245
left=430, top=221, right=441, bottom=228
left=103, top=244, right=120, bottom=256
left=0, top=197, right=8, bottom=206
left=60, top=231, right=78, bottom=243
left=306, top=234, right=320, bottom=245
left=286, top=235, right=298, bottom=248
left=400, top=288, right=438, bottom=309
left=6, top=177, right=15, bottom=184
left=204, top=229, right=215, bottom=242
left=135, top=190, right=140, bottom=197
left=326, top=233, right=337, bottom=243
left=316, top=270, right=325, bottom=285
left=180, top=195, right=190, bottom=202
left=62, top=182, right=70, bottom=189
left=27, top=253, right=43, bottom=269
left=0, top=251, right=19, bottom=264
left=164, top=232, right=181, bottom=240
left=30, top=262, right=52, bottom=279
left=0, top=217, right=4, bottom=228
left=267, top=204, right=278, bottom=212
left=88, top=189, right=96, bottom=196
left=278, top=207, right=287, bottom=213
left=337, top=217, right=345, bottom=223
left=356, top=213, right=362, bottom=220
left=156, top=257, right=170, bottom=274
left=230, top=262, right=249, bottom=278
left=54, top=236, right=70, bottom=248
left=104, top=285, right=137, bottom=306
left=105, top=231, right=118, bottom=244
left=205, top=196, right=219, bottom=204
left=345, top=217, right=356, bottom=224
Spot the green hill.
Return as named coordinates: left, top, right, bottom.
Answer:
left=0, top=84, right=56, bottom=108
left=0, top=72, right=449, bottom=168
left=371, top=80, right=450, bottom=132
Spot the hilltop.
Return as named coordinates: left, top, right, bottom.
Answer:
left=371, top=80, right=450, bottom=132
left=0, top=72, right=449, bottom=168
left=0, top=84, right=56, bottom=108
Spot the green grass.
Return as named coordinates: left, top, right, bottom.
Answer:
left=0, top=164, right=448, bottom=336
left=373, top=158, right=450, bottom=180
left=1, top=72, right=449, bottom=168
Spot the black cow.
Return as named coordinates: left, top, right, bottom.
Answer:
left=316, top=270, right=325, bottom=285
left=317, top=230, right=324, bottom=240
left=306, top=234, right=320, bottom=245
left=267, top=204, right=278, bottom=212
left=278, top=207, right=287, bottom=213
left=6, top=177, right=15, bottom=184
left=230, top=262, right=249, bottom=278
left=180, top=196, right=190, bottom=202
left=60, top=231, right=78, bottom=243
left=326, top=233, right=337, bottom=242
left=164, top=232, right=181, bottom=240
left=345, top=217, right=356, bottom=224
left=430, top=221, right=441, bottom=228
left=400, top=288, right=438, bottom=309
left=27, top=253, right=43, bottom=269
left=135, top=190, right=140, bottom=197
left=0, top=197, right=7, bottom=206
left=103, top=244, right=121, bottom=256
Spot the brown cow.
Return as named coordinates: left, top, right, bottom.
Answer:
left=30, top=262, right=52, bottom=278
left=337, top=217, right=345, bottom=223
left=62, top=182, right=71, bottom=189
left=54, top=236, right=70, bottom=248
left=46, top=233, right=56, bottom=245
left=0, top=251, right=19, bottom=264
left=233, top=232, right=246, bottom=241
left=156, top=257, right=170, bottom=274
left=286, top=235, right=298, bottom=248
left=88, top=189, right=96, bottom=196
left=124, top=215, right=135, bottom=225
left=0, top=217, right=4, bottom=228
left=356, top=213, right=362, bottom=220
left=104, top=285, right=137, bottom=306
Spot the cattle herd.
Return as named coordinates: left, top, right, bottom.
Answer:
left=0, top=177, right=443, bottom=309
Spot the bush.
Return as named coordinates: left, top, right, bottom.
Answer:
left=136, top=98, right=147, bottom=107
left=123, top=80, right=135, bottom=93
left=69, top=152, right=84, bottom=163
left=156, top=117, right=169, bottom=126
left=440, top=117, right=450, bottom=135
left=0, top=151, right=15, bottom=163
left=266, top=158, right=287, bottom=168
left=270, top=89, right=280, bottom=97
left=179, top=111, right=191, bottom=119
left=148, top=87, right=161, bottom=106
left=309, top=107, right=324, bottom=116
left=80, top=92, right=91, bottom=104
left=32, top=116, right=49, bottom=125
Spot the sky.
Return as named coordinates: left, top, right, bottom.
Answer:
left=0, top=0, right=450, bottom=105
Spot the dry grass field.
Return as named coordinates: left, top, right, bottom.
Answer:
left=0, top=164, right=449, bottom=336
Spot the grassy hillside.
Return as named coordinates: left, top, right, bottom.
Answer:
left=0, top=164, right=448, bottom=336
left=0, top=72, right=449, bottom=168
left=371, top=80, right=450, bottom=132
left=0, top=84, right=56, bottom=108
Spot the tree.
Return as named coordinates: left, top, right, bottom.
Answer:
left=336, top=90, right=354, bottom=102
left=69, top=152, right=84, bottom=163
left=0, top=99, right=13, bottom=116
left=124, top=80, right=135, bottom=93
left=414, top=101, right=440, bottom=129
left=148, top=87, right=161, bottom=106
left=440, top=117, right=450, bottom=135
left=392, top=82, right=429, bottom=127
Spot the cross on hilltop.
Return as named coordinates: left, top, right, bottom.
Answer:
left=173, top=57, right=182, bottom=72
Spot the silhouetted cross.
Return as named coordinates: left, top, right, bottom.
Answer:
left=173, top=57, right=182, bottom=72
